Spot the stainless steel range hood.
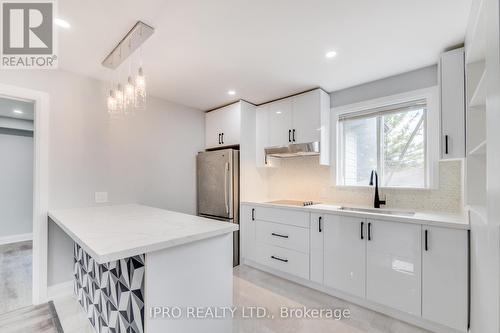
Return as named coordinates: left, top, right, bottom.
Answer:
left=265, top=142, right=320, bottom=159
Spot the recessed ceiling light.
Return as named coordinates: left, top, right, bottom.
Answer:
left=54, top=18, right=71, bottom=29
left=227, top=90, right=236, bottom=96
left=13, top=109, right=23, bottom=114
left=325, top=50, right=337, bottom=58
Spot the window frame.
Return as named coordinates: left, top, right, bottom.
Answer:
left=332, top=87, right=440, bottom=190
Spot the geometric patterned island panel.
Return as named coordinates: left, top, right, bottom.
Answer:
left=73, top=243, right=145, bottom=333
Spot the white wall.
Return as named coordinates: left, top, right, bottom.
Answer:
left=107, top=96, right=205, bottom=215
left=0, top=130, right=33, bottom=238
left=0, top=69, right=204, bottom=286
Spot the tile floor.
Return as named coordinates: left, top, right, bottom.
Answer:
left=0, top=241, right=431, bottom=333
left=0, top=241, right=33, bottom=314
left=49, top=264, right=431, bottom=333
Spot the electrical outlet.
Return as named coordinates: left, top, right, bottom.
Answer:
left=95, top=192, right=108, bottom=203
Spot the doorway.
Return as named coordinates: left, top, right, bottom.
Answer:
left=0, top=96, right=35, bottom=313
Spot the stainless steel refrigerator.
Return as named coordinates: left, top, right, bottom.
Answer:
left=197, top=149, right=239, bottom=266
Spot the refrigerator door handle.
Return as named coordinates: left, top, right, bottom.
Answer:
left=224, top=162, right=229, bottom=214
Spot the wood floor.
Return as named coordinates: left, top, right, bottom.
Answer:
left=0, top=241, right=32, bottom=314
left=0, top=302, right=63, bottom=333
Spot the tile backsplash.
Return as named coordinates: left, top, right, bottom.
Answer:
left=264, top=156, right=463, bottom=213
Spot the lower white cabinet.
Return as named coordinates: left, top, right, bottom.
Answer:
left=310, top=213, right=324, bottom=284
left=240, top=204, right=469, bottom=332
left=366, top=219, right=422, bottom=316
left=256, top=220, right=309, bottom=254
left=255, top=243, right=309, bottom=280
left=324, top=215, right=366, bottom=298
left=240, top=205, right=256, bottom=262
left=422, top=226, right=468, bottom=332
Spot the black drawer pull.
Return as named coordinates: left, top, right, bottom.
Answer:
left=251, top=208, right=255, bottom=221
left=425, top=229, right=429, bottom=251
left=445, top=135, right=449, bottom=155
left=368, top=222, right=372, bottom=241
left=318, top=216, right=322, bottom=233
left=271, top=232, right=289, bottom=239
left=221, top=133, right=224, bottom=144
left=218, top=133, right=221, bottom=144
left=360, top=222, right=364, bottom=240
left=292, top=129, right=296, bottom=142
left=288, top=129, right=292, bottom=142
left=271, top=255, right=288, bottom=263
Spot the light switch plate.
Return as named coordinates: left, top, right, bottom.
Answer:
left=95, top=192, right=108, bottom=203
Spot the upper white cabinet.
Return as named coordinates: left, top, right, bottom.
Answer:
left=440, top=48, right=466, bottom=159
left=268, top=99, right=292, bottom=147
left=205, top=102, right=241, bottom=149
left=422, top=226, right=468, bottom=332
left=256, top=89, right=331, bottom=166
left=324, top=215, right=366, bottom=298
left=366, top=219, right=422, bottom=316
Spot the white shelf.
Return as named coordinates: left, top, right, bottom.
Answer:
left=469, top=69, right=487, bottom=107
left=469, top=140, right=487, bottom=156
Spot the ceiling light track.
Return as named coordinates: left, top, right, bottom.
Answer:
left=102, top=21, right=154, bottom=69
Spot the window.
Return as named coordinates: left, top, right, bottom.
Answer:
left=338, top=99, right=427, bottom=188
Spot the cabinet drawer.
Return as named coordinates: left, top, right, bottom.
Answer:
left=255, top=207, right=309, bottom=227
left=256, top=220, right=309, bottom=254
left=255, top=243, right=309, bottom=280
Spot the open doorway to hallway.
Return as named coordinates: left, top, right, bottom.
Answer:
left=0, top=96, right=35, bottom=314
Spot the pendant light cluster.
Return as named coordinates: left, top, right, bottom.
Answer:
left=102, top=21, right=154, bottom=116
left=106, top=62, right=147, bottom=115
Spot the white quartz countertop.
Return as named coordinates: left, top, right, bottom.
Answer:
left=241, top=201, right=470, bottom=230
left=49, top=204, right=239, bottom=264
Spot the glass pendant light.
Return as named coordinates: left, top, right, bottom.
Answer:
left=135, top=66, right=146, bottom=109
left=124, top=75, right=135, bottom=112
left=107, top=89, right=117, bottom=114
left=115, top=83, right=124, bottom=112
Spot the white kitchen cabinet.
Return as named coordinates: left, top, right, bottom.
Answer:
left=267, top=99, right=292, bottom=147
left=255, top=89, right=331, bottom=167
left=291, top=90, right=321, bottom=144
left=366, top=219, right=421, bottom=316
left=255, top=105, right=269, bottom=167
left=310, top=213, right=324, bottom=284
left=324, top=215, right=366, bottom=298
left=240, top=205, right=257, bottom=262
left=422, top=226, right=468, bottom=332
left=440, top=48, right=465, bottom=159
left=205, top=102, right=241, bottom=149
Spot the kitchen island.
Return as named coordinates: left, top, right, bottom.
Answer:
left=49, top=204, right=238, bottom=333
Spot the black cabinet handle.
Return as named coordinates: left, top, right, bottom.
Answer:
left=218, top=133, right=221, bottom=144
left=360, top=222, right=364, bottom=240
left=288, top=129, right=292, bottom=143
left=425, top=229, right=429, bottom=251
left=251, top=208, right=255, bottom=221
left=271, top=232, right=289, bottom=239
left=368, top=222, right=372, bottom=241
left=292, top=129, right=296, bottom=142
left=221, top=133, right=224, bottom=144
left=445, top=135, right=449, bottom=155
left=318, top=216, right=322, bottom=233
left=271, top=255, right=288, bottom=263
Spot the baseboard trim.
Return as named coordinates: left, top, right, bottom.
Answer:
left=47, top=280, right=73, bottom=299
left=0, top=233, right=32, bottom=245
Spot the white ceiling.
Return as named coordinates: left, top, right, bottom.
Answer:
left=0, top=97, right=34, bottom=120
left=57, top=0, right=472, bottom=110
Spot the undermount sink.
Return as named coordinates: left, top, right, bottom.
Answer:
left=339, top=207, right=415, bottom=216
